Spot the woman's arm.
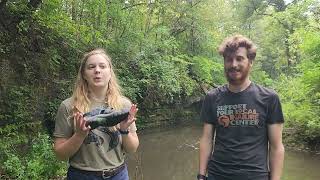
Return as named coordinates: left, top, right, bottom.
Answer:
left=54, top=112, right=90, bottom=161
left=119, top=104, right=139, bottom=153
left=121, top=125, right=139, bottom=153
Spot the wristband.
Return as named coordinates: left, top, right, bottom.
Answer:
left=197, top=174, right=206, bottom=180
left=119, top=129, right=129, bottom=135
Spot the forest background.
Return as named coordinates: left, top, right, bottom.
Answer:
left=0, top=0, right=319, bottom=179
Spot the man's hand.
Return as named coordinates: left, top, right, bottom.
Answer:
left=197, top=173, right=207, bottom=180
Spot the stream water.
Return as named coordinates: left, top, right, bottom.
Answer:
left=127, top=122, right=320, bottom=180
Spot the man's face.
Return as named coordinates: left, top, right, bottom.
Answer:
left=224, top=47, right=252, bottom=85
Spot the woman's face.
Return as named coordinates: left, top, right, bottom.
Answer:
left=83, top=54, right=111, bottom=89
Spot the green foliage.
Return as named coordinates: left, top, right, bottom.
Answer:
left=1, top=0, right=320, bottom=178
left=191, top=56, right=224, bottom=85
left=276, top=29, right=320, bottom=144
left=0, top=130, right=66, bottom=180
left=277, top=75, right=320, bottom=142
left=130, top=40, right=199, bottom=106
left=250, top=61, right=273, bottom=87
left=299, top=31, right=320, bottom=63
left=1, top=86, right=37, bottom=125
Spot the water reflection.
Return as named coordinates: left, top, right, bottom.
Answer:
left=127, top=123, right=320, bottom=180
left=283, top=150, right=320, bottom=180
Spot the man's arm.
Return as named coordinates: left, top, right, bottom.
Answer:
left=268, top=123, right=285, bottom=180
left=199, top=123, right=215, bottom=178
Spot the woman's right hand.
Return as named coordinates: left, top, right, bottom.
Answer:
left=54, top=112, right=91, bottom=161
left=74, top=112, right=91, bottom=137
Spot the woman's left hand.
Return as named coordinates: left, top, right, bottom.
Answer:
left=119, top=104, right=138, bottom=131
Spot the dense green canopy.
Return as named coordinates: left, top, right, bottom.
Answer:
left=0, top=0, right=319, bottom=179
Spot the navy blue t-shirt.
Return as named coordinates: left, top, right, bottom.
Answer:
left=200, top=83, right=284, bottom=180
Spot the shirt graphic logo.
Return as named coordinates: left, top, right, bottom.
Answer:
left=83, top=127, right=119, bottom=151
left=217, top=104, right=259, bottom=128
left=218, top=115, right=230, bottom=127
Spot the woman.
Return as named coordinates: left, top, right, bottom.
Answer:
left=53, top=49, right=139, bottom=180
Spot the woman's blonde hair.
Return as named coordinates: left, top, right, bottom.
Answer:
left=71, top=48, right=128, bottom=113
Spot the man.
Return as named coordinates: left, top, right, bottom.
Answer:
left=198, top=35, right=285, bottom=180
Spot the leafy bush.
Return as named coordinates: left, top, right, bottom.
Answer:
left=0, top=130, right=66, bottom=180
left=191, top=56, right=225, bottom=86
left=276, top=30, right=320, bottom=145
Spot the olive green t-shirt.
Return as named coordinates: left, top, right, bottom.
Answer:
left=53, top=97, right=137, bottom=171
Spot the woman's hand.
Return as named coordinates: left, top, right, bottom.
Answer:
left=74, top=112, right=91, bottom=137
left=54, top=112, right=91, bottom=160
left=119, top=104, right=138, bottom=131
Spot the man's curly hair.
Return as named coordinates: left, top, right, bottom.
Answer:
left=218, top=35, right=257, bottom=61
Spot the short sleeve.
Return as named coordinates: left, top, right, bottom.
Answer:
left=120, top=97, right=132, bottom=109
left=266, top=93, right=284, bottom=124
left=53, top=101, right=73, bottom=138
left=200, top=93, right=217, bottom=125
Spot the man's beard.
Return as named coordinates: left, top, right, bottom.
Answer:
left=225, top=64, right=250, bottom=86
